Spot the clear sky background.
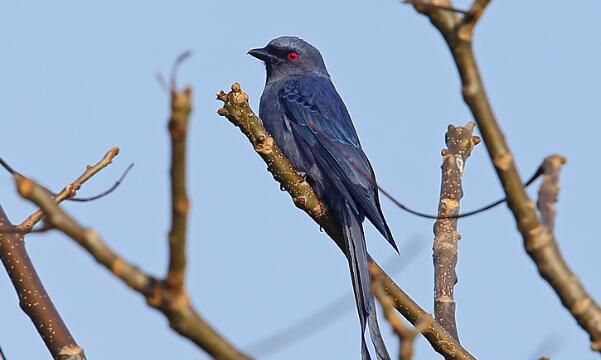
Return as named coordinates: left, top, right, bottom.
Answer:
left=1, top=1, right=600, bottom=359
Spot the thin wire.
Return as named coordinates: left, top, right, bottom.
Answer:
left=305, top=122, right=543, bottom=220
left=245, top=236, right=424, bottom=357
left=0, top=158, right=17, bottom=175
left=377, top=165, right=543, bottom=220
left=67, top=163, right=134, bottom=202
left=0, top=157, right=134, bottom=203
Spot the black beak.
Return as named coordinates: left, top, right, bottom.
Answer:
left=248, top=47, right=280, bottom=64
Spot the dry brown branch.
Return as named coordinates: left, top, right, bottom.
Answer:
left=3, top=80, right=250, bottom=359
left=371, top=263, right=475, bottom=360
left=217, top=83, right=476, bottom=360
left=11, top=166, right=250, bottom=360
left=0, top=207, right=86, bottom=360
left=370, top=263, right=418, bottom=360
left=433, top=122, right=479, bottom=341
left=17, top=147, right=120, bottom=233
left=408, top=0, right=601, bottom=351
left=166, top=87, right=191, bottom=294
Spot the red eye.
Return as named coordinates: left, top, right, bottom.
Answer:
left=287, top=52, right=299, bottom=61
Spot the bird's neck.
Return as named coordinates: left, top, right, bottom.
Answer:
left=265, top=69, right=330, bottom=86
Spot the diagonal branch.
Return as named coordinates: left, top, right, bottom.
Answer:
left=0, top=207, right=86, bottom=360
left=370, top=263, right=418, bottom=360
left=217, top=83, right=476, bottom=360
left=408, top=0, right=601, bottom=351
left=433, top=122, right=479, bottom=342
left=4, top=79, right=250, bottom=359
left=11, top=172, right=251, bottom=360
left=17, top=147, right=120, bottom=233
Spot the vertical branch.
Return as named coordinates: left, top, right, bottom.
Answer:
left=166, top=86, right=192, bottom=293
left=433, top=122, right=479, bottom=341
left=0, top=206, right=86, bottom=360
left=409, top=0, right=601, bottom=351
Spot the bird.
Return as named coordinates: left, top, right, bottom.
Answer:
left=248, top=36, right=397, bottom=360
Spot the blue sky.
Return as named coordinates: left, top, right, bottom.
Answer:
left=1, top=1, right=600, bottom=359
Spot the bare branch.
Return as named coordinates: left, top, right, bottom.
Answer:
left=370, top=263, right=475, bottom=360
left=3, top=69, right=248, bottom=359
left=11, top=174, right=251, bottom=360
left=370, top=263, right=418, bottom=360
left=166, top=85, right=192, bottom=293
left=17, top=147, right=121, bottom=233
left=409, top=1, right=601, bottom=351
left=217, top=83, right=476, bottom=360
left=0, top=207, right=86, bottom=360
left=433, top=122, right=479, bottom=341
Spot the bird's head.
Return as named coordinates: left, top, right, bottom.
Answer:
left=248, top=36, right=329, bottom=83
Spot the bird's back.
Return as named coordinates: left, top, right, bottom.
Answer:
left=259, top=74, right=395, bottom=249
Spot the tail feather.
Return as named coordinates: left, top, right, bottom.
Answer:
left=341, top=202, right=391, bottom=360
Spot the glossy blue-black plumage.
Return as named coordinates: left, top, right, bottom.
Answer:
left=250, top=36, right=396, bottom=360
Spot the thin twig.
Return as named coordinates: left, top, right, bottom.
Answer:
left=0, top=207, right=86, bottom=360
left=217, top=83, right=476, bottom=360
left=17, top=147, right=121, bottom=233
left=409, top=0, right=601, bottom=351
left=433, top=122, right=479, bottom=341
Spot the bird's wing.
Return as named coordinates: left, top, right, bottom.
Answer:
left=279, top=76, right=396, bottom=250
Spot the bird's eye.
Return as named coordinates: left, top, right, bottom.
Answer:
left=287, top=52, right=299, bottom=61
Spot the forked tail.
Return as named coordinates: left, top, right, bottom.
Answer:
left=340, top=202, right=390, bottom=360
